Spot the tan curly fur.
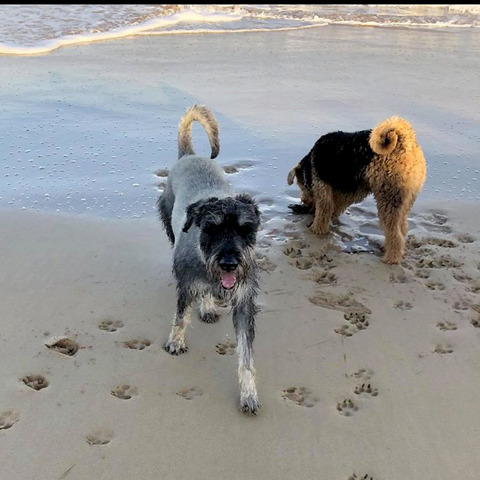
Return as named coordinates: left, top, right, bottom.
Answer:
left=365, top=116, right=426, bottom=263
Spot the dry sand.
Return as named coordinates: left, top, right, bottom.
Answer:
left=1, top=26, right=480, bottom=480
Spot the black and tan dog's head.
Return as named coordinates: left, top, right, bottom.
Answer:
left=287, top=154, right=315, bottom=212
left=183, top=194, right=261, bottom=289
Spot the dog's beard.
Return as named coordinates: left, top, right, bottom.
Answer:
left=205, top=257, right=243, bottom=290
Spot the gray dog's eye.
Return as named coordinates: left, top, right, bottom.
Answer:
left=238, top=222, right=254, bottom=234
left=205, top=221, right=221, bottom=232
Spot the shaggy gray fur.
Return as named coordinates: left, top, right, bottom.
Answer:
left=157, top=105, right=261, bottom=415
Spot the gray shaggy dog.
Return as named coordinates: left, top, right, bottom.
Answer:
left=157, top=105, right=262, bottom=415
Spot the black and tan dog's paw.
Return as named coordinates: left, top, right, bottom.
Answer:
left=310, top=223, right=330, bottom=236
left=288, top=203, right=314, bottom=215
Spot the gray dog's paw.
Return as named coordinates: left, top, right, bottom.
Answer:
left=240, top=396, right=260, bottom=416
left=164, top=341, right=187, bottom=355
left=200, top=312, right=220, bottom=323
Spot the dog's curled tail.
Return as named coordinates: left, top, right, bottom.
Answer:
left=177, top=104, right=220, bottom=160
left=369, top=116, right=418, bottom=155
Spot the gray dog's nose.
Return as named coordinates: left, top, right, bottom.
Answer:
left=220, top=258, right=238, bottom=272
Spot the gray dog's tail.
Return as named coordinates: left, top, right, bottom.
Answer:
left=177, top=104, right=220, bottom=160
left=369, top=116, right=418, bottom=155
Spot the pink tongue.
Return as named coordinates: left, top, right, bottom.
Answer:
left=221, top=272, right=237, bottom=289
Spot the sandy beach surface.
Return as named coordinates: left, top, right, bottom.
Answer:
left=1, top=24, right=480, bottom=480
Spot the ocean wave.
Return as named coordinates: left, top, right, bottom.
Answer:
left=0, top=4, right=478, bottom=56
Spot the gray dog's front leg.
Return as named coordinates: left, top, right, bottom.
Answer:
left=165, top=291, right=192, bottom=355
left=233, top=297, right=259, bottom=415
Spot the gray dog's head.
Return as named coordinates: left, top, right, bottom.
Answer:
left=183, top=194, right=261, bottom=290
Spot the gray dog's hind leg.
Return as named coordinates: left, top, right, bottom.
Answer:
left=158, top=182, right=175, bottom=245
left=165, top=291, right=193, bottom=355
left=233, top=297, right=259, bottom=415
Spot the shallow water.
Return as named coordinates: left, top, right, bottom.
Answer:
left=1, top=4, right=478, bottom=55
left=0, top=14, right=479, bottom=257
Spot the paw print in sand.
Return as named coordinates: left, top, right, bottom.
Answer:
left=414, top=269, right=430, bottom=279
left=436, top=321, right=457, bottom=331
left=222, top=165, right=238, bottom=174
left=335, top=324, right=357, bottom=337
left=124, top=339, right=151, bottom=350
left=453, top=299, right=470, bottom=311
left=457, top=233, right=475, bottom=243
left=394, top=300, right=413, bottom=311
left=215, top=341, right=236, bottom=355
left=389, top=270, right=411, bottom=283
left=408, top=235, right=456, bottom=249
left=295, top=258, right=313, bottom=270
left=256, top=252, right=277, bottom=272
left=111, top=385, right=138, bottom=400
left=99, top=318, right=124, bottom=332
left=86, top=429, right=114, bottom=446
left=0, top=410, right=19, bottom=430
left=22, top=374, right=49, bottom=391
left=467, top=282, right=480, bottom=294
left=288, top=238, right=310, bottom=250
left=313, top=270, right=337, bottom=285
left=177, top=387, right=203, bottom=400
left=354, top=383, right=378, bottom=397
left=45, top=337, right=79, bottom=356
left=335, top=312, right=369, bottom=337
left=452, top=272, right=472, bottom=283
left=309, top=292, right=371, bottom=315
left=336, top=398, right=358, bottom=416
left=417, top=255, right=463, bottom=269
left=434, top=344, right=453, bottom=354
left=344, top=312, right=369, bottom=330
left=426, top=281, right=445, bottom=291
left=350, top=368, right=374, bottom=381
left=282, top=386, right=317, bottom=407
left=283, top=246, right=303, bottom=258
left=348, top=474, right=374, bottom=480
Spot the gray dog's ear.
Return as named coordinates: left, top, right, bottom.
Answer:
left=183, top=197, right=219, bottom=232
left=236, top=193, right=261, bottom=221
left=235, top=193, right=255, bottom=206
left=183, top=200, right=204, bottom=233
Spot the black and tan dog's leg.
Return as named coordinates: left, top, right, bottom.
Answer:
left=376, top=196, right=408, bottom=265
left=400, top=193, right=416, bottom=238
left=165, top=292, right=192, bottom=355
left=233, top=298, right=259, bottom=415
left=310, top=182, right=334, bottom=235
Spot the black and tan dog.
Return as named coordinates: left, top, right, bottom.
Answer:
left=287, top=116, right=427, bottom=264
